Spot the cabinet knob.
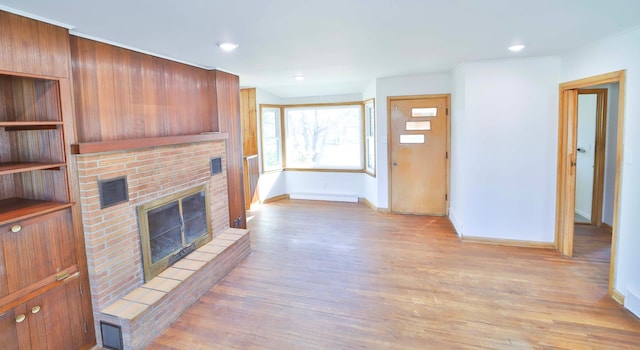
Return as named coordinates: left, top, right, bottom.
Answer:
left=10, top=224, right=21, bottom=233
left=15, top=314, right=26, bottom=323
left=31, top=306, right=41, bottom=314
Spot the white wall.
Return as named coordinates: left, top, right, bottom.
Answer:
left=375, top=72, right=453, bottom=209
left=561, top=25, right=640, bottom=302
left=286, top=171, right=364, bottom=198
left=450, top=65, right=467, bottom=236
left=450, top=56, right=561, bottom=242
left=575, top=94, right=598, bottom=219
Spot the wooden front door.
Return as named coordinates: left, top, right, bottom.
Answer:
left=389, top=95, right=449, bottom=215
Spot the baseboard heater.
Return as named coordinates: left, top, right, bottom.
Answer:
left=289, top=192, right=358, bottom=203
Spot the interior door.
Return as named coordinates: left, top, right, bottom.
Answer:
left=559, top=89, right=579, bottom=256
left=390, top=96, right=449, bottom=215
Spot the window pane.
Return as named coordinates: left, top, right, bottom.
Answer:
left=261, top=107, right=282, bottom=171
left=285, top=105, right=362, bottom=170
left=262, top=111, right=277, bottom=138
left=364, top=100, right=376, bottom=175
left=263, top=138, right=281, bottom=170
left=400, top=134, right=425, bottom=144
left=406, top=121, right=431, bottom=130
left=412, top=107, right=437, bottom=117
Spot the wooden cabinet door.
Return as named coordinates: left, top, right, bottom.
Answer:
left=32, top=278, right=86, bottom=349
left=0, top=278, right=86, bottom=350
left=0, top=307, right=20, bottom=350
left=0, top=210, right=77, bottom=297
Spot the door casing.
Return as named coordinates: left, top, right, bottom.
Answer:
left=555, top=70, right=625, bottom=301
left=387, top=94, right=451, bottom=215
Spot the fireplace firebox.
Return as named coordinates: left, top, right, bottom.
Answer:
left=137, top=184, right=212, bottom=281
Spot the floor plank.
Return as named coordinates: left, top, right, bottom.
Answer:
left=148, top=200, right=640, bottom=349
left=573, top=224, right=612, bottom=262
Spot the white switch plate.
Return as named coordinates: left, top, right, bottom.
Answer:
left=624, top=148, right=632, bottom=165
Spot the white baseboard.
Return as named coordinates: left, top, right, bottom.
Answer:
left=625, top=287, right=640, bottom=319
left=575, top=208, right=591, bottom=220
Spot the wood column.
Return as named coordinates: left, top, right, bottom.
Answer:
left=213, top=70, right=246, bottom=228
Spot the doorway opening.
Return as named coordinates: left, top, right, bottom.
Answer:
left=556, top=70, right=625, bottom=302
left=573, top=88, right=617, bottom=263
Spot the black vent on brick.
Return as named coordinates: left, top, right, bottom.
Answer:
left=98, top=176, right=129, bottom=209
left=100, top=321, right=123, bottom=350
left=210, top=157, right=222, bottom=175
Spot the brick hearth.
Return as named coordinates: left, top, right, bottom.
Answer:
left=75, top=140, right=245, bottom=349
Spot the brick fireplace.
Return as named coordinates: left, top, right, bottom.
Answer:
left=75, top=139, right=248, bottom=349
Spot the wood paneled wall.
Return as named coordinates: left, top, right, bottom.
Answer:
left=70, top=36, right=246, bottom=230
left=69, top=36, right=218, bottom=142
left=0, top=11, right=71, bottom=78
left=240, top=88, right=258, bottom=156
left=213, top=71, right=246, bottom=228
left=244, top=155, right=260, bottom=210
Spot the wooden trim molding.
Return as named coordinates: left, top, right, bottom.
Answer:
left=71, top=133, right=228, bottom=154
left=461, top=236, right=556, bottom=249
left=612, top=289, right=625, bottom=305
left=262, top=194, right=290, bottom=204
left=556, top=70, right=625, bottom=299
left=358, top=197, right=377, bottom=211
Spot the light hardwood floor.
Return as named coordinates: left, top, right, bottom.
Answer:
left=573, top=224, right=612, bottom=263
left=148, top=200, right=640, bottom=349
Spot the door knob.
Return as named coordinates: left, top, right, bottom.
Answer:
left=31, top=306, right=41, bottom=314
left=16, top=314, right=26, bottom=323
left=10, top=224, right=21, bottom=233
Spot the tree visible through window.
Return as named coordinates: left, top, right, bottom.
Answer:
left=364, top=99, right=376, bottom=176
left=285, top=105, right=362, bottom=170
left=261, top=107, right=282, bottom=171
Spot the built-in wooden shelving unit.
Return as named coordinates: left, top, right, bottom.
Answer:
left=0, top=162, right=66, bottom=175
left=0, top=73, right=69, bottom=226
left=0, top=121, right=63, bottom=130
left=0, top=198, right=73, bottom=226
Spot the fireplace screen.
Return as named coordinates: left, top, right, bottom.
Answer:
left=138, top=184, right=212, bottom=281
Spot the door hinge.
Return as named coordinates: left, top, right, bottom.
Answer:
left=79, top=283, right=83, bottom=295
left=446, top=152, right=448, bottom=159
left=445, top=194, right=448, bottom=201
left=446, top=108, right=449, bottom=115
left=83, top=322, right=88, bottom=333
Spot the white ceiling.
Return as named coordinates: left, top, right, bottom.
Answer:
left=2, top=0, right=640, bottom=97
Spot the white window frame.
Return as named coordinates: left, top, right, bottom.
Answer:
left=259, top=105, right=283, bottom=172
left=363, top=98, right=376, bottom=176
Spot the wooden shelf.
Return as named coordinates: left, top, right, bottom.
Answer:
left=0, top=198, right=73, bottom=226
left=0, top=121, right=62, bottom=131
left=71, top=133, right=229, bottom=155
left=0, top=162, right=66, bottom=176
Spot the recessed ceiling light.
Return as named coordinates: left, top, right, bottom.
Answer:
left=508, top=44, right=525, bottom=52
left=293, top=75, right=305, bottom=81
left=217, top=42, right=239, bottom=52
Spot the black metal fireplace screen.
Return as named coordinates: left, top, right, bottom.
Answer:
left=137, top=184, right=212, bottom=281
